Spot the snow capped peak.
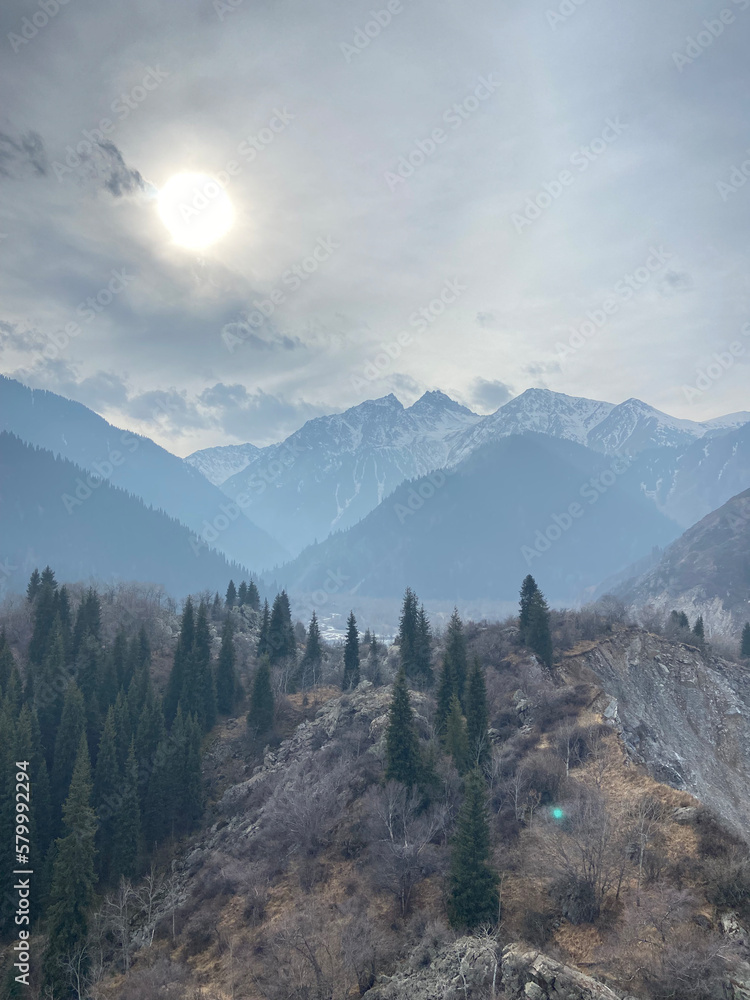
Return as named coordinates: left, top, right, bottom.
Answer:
left=409, top=390, right=478, bottom=417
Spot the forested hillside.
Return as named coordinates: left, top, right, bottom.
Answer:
left=2, top=568, right=750, bottom=998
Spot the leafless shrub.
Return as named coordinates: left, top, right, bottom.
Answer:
left=365, top=782, right=448, bottom=917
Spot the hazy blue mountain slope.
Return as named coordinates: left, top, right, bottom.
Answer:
left=281, top=432, right=681, bottom=603
left=0, top=375, right=287, bottom=570
left=0, top=432, right=245, bottom=598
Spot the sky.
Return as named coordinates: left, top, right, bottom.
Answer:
left=0, top=0, right=749, bottom=455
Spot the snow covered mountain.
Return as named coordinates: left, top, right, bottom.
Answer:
left=220, top=391, right=481, bottom=555
left=447, top=387, right=615, bottom=465
left=447, top=388, right=722, bottom=464
left=185, top=442, right=261, bottom=486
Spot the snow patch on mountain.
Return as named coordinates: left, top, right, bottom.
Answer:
left=185, top=443, right=261, bottom=486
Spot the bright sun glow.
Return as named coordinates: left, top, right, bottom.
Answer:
left=157, top=172, right=235, bottom=250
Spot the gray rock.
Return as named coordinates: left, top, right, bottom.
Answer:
left=501, top=945, right=628, bottom=1000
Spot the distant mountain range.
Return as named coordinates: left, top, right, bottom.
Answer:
left=215, top=391, right=480, bottom=555
left=189, top=386, right=750, bottom=558
left=2, top=373, right=748, bottom=607
left=0, top=432, right=246, bottom=598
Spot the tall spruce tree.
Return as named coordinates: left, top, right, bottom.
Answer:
left=237, top=581, right=249, bottom=606
left=43, top=734, right=98, bottom=997
left=525, top=588, right=553, bottom=668
left=247, top=656, right=274, bottom=736
left=299, top=611, right=323, bottom=689
left=112, top=739, right=140, bottom=881
left=447, top=769, right=498, bottom=930
left=225, top=580, right=237, bottom=608
left=693, top=616, right=705, bottom=640
left=519, top=574, right=539, bottom=644
left=216, top=616, right=238, bottom=714
left=268, top=591, right=296, bottom=664
left=26, top=568, right=41, bottom=602
left=51, top=682, right=86, bottom=815
left=93, top=707, right=119, bottom=881
left=384, top=670, right=422, bottom=788
left=435, top=656, right=455, bottom=737
left=247, top=581, right=261, bottom=611
left=445, top=695, right=470, bottom=775
left=465, top=659, right=490, bottom=769
left=415, top=605, right=434, bottom=686
left=444, top=609, right=468, bottom=705
left=342, top=611, right=360, bottom=690
left=397, top=588, right=419, bottom=678
left=135, top=688, right=166, bottom=810
left=257, top=599, right=270, bottom=658
left=181, top=601, right=216, bottom=732
left=164, top=598, right=195, bottom=726
left=742, top=622, right=750, bottom=659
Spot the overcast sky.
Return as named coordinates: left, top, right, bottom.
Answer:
left=1, top=0, right=748, bottom=454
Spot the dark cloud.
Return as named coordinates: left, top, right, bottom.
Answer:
left=0, top=129, right=48, bottom=178
left=471, top=378, right=514, bottom=412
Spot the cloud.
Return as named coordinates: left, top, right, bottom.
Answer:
left=0, top=129, right=48, bottom=179
left=471, top=378, right=514, bottom=412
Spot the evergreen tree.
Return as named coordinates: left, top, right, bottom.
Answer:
left=43, top=734, right=97, bottom=997
left=26, top=568, right=41, bottom=602
left=445, top=695, right=470, bottom=774
left=51, top=682, right=86, bottom=815
left=134, top=689, right=165, bottom=809
left=397, top=588, right=419, bottom=678
left=35, top=620, right=67, bottom=762
left=55, top=586, right=73, bottom=661
left=447, top=769, right=498, bottom=930
left=238, top=581, right=249, bottom=606
left=225, top=579, right=237, bottom=608
left=113, top=689, right=132, bottom=772
left=384, top=670, right=422, bottom=788
left=299, top=611, right=323, bottom=689
left=247, top=656, right=274, bottom=736
left=181, top=601, right=216, bottom=732
left=76, top=633, right=103, bottom=756
left=693, top=616, right=705, bottom=640
left=519, top=574, right=539, bottom=644
left=247, top=580, right=261, bottom=611
left=93, top=707, right=119, bottom=881
left=257, top=599, right=270, bottom=658
left=415, top=605, right=434, bottom=685
left=0, top=629, right=14, bottom=694
left=216, top=616, right=238, bottom=714
left=444, top=609, right=468, bottom=705
left=742, top=622, right=750, bottom=659
left=143, top=708, right=202, bottom=844
left=435, top=656, right=455, bottom=738
left=72, top=587, right=101, bottom=660
left=212, top=592, right=222, bottom=618
left=525, top=588, right=553, bottom=668
left=465, top=659, right=490, bottom=769
left=268, top=591, right=296, bottom=665
left=112, top=739, right=140, bottom=881
left=342, top=611, right=360, bottom=690
left=28, top=569, right=58, bottom=666
left=164, top=598, right=195, bottom=726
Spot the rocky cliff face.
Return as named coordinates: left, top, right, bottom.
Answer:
left=560, top=627, right=750, bottom=837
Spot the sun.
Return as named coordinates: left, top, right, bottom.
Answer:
left=157, top=172, right=235, bottom=250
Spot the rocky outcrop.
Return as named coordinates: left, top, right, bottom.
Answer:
left=365, top=935, right=500, bottom=1000
left=364, top=939, right=639, bottom=1000
left=562, top=628, right=750, bottom=838
left=501, top=945, right=632, bottom=1000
